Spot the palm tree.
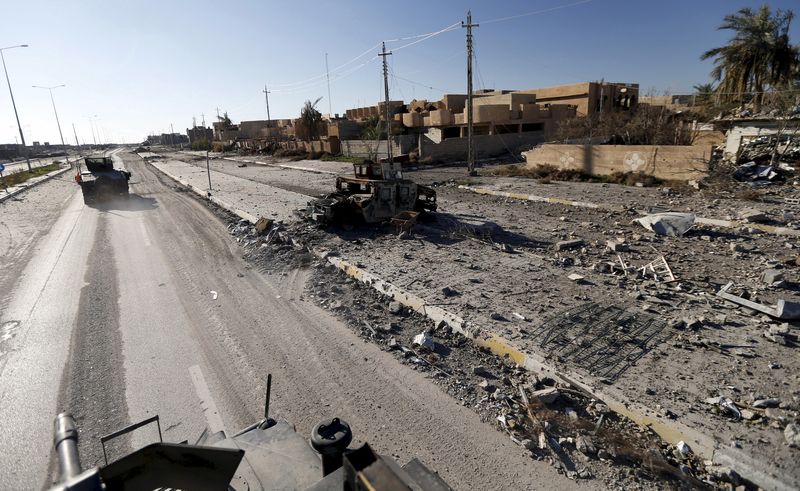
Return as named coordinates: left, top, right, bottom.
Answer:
left=701, top=5, right=800, bottom=111
left=692, top=82, right=716, bottom=105
left=299, top=97, right=323, bottom=141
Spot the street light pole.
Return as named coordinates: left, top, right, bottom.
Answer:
left=33, top=84, right=69, bottom=168
left=206, top=150, right=212, bottom=196
left=0, top=44, right=31, bottom=172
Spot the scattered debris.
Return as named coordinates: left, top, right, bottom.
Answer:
left=639, top=255, right=676, bottom=282
left=210, top=290, right=218, bottom=300
left=555, top=239, right=584, bottom=251
left=739, top=208, right=770, bottom=223
left=633, top=213, right=695, bottom=236
left=716, top=282, right=800, bottom=320
left=412, top=331, right=435, bottom=351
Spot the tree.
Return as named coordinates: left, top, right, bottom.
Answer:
left=299, top=97, right=323, bottom=142
left=692, top=82, right=716, bottom=105
left=701, top=5, right=800, bottom=111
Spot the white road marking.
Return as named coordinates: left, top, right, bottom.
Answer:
left=139, top=219, right=151, bottom=247
left=188, top=364, right=226, bottom=435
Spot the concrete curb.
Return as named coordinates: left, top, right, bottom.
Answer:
left=147, top=156, right=792, bottom=490
left=459, top=184, right=800, bottom=238
left=219, top=156, right=339, bottom=175
left=0, top=166, right=71, bottom=204
left=144, top=157, right=257, bottom=223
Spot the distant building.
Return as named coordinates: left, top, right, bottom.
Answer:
left=145, top=133, right=188, bottom=145
left=186, top=125, right=213, bottom=144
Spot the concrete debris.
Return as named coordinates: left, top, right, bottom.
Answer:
left=511, top=312, right=527, bottom=321
left=254, top=216, right=274, bottom=235
left=567, top=273, right=585, bottom=283
left=785, top=423, right=800, bottom=447
left=633, top=212, right=695, bottom=236
left=675, top=441, right=692, bottom=458
left=478, top=380, right=497, bottom=393
left=717, top=282, right=800, bottom=320
left=606, top=239, right=628, bottom=252
left=555, top=239, right=584, bottom=251
left=388, top=301, right=403, bottom=315
left=490, top=312, right=508, bottom=321
left=738, top=208, right=770, bottom=223
left=472, top=366, right=493, bottom=378
left=412, top=331, right=434, bottom=351
left=575, top=435, right=596, bottom=455
left=441, top=286, right=460, bottom=297
left=209, top=290, right=218, bottom=300
left=530, top=387, right=560, bottom=404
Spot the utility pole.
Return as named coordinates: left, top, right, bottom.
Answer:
left=263, top=85, right=271, bottom=125
left=378, top=42, right=393, bottom=163
left=1, top=44, right=32, bottom=172
left=33, top=85, right=69, bottom=168
left=201, top=113, right=206, bottom=127
left=170, top=123, right=175, bottom=146
left=325, top=52, right=332, bottom=116
left=463, top=11, right=479, bottom=176
left=598, top=78, right=605, bottom=118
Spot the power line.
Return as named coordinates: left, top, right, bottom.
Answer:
left=481, top=0, right=595, bottom=25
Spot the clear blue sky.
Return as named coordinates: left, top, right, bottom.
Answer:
left=1, top=0, right=799, bottom=144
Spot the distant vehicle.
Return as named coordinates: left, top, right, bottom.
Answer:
left=75, top=157, right=131, bottom=204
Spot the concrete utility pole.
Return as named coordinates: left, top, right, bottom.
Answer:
left=33, top=84, right=69, bottom=168
left=598, top=78, right=605, bottom=117
left=1, top=44, right=32, bottom=172
left=262, top=85, right=271, bottom=125
left=462, top=12, right=479, bottom=176
left=205, top=150, right=212, bottom=196
left=325, top=53, right=332, bottom=116
left=378, top=42, right=393, bottom=162
left=170, top=123, right=175, bottom=146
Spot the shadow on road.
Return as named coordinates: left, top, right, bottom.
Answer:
left=88, top=194, right=158, bottom=212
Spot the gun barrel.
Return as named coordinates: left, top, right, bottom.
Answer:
left=53, top=413, right=82, bottom=481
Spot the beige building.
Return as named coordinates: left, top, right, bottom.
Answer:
left=517, top=81, right=639, bottom=117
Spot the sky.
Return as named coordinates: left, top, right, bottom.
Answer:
left=1, top=0, right=799, bottom=145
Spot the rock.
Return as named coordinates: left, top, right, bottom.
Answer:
left=254, top=216, right=274, bottom=235
left=530, top=387, right=560, bottom=404
left=761, top=269, right=785, bottom=285
left=472, top=366, right=493, bottom=378
left=555, top=239, right=584, bottom=251
left=597, top=448, right=612, bottom=460
left=739, top=208, right=769, bottom=223
left=441, top=286, right=460, bottom=297
left=478, top=380, right=496, bottom=393
left=412, top=332, right=434, bottom=350
left=606, top=239, right=629, bottom=252
left=490, top=312, right=508, bottom=322
left=388, top=301, right=403, bottom=315
left=593, top=403, right=610, bottom=415
left=706, top=465, right=740, bottom=484
left=675, top=441, right=692, bottom=458
left=520, top=438, right=537, bottom=451
left=730, top=243, right=746, bottom=253
left=752, top=398, right=780, bottom=408
left=565, top=407, right=579, bottom=421
left=386, top=337, right=399, bottom=349
left=785, top=423, right=800, bottom=447
left=567, top=273, right=585, bottom=283
left=575, top=435, right=596, bottom=455
left=740, top=409, right=757, bottom=420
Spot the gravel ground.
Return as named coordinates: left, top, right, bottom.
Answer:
left=151, top=149, right=800, bottom=489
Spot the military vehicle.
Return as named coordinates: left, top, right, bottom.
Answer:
left=75, top=156, right=131, bottom=204
left=50, top=376, right=451, bottom=490
left=307, top=161, right=436, bottom=229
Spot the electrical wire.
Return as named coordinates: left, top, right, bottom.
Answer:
left=270, top=42, right=381, bottom=88
left=480, top=0, right=595, bottom=25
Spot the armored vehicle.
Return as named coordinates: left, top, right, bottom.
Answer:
left=75, top=156, right=131, bottom=204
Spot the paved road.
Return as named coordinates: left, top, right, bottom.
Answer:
left=0, top=150, right=582, bottom=490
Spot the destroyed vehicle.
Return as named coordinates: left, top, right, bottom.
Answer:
left=307, top=161, right=437, bottom=227
left=75, top=156, right=131, bottom=204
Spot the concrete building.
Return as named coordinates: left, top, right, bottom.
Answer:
left=186, top=125, right=213, bottom=144
left=517, top=81, right=639, bottom=117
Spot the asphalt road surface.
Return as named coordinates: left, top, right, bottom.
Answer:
left=0, top=149, right=583, bottom=490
